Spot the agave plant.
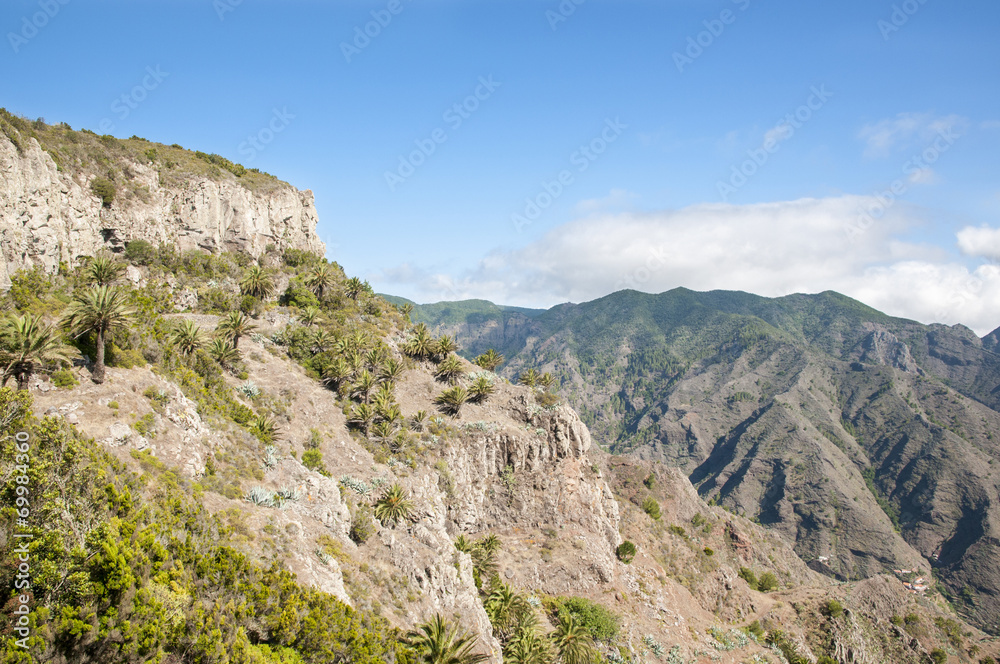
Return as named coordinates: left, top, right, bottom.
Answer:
left=244, top=486, right=276, bottom=507
left=365, top=346, right=388, bottom=370
left=371, top=419, right=396, bottom=444
left=373, top=483, right=414, bottom=525
left=434, top=355, right=464, bottom=384
left=249, top=414, right=278, bottom=443
left=435, top=386, right=469, bottom=417
left=238, top=380, right=261, bottom=399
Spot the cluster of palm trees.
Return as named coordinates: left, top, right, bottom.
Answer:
left=517, top=369, right=555, bottom=390
left=1, top=255, right=137, bottom=388
left=405, top=532, right=600, bottom=664
left=168, top=311, right=257, bottom=372
left=399, top=325, right=501, bottom=418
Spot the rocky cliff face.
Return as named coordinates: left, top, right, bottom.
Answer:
left=0, top=131, right=324, bottom=288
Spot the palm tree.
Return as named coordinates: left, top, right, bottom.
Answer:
left=239, top=265, right=274, bottom=299
left=62, top=285, right=135, bottom=384
left=303, top=263, right=335, bottom=299
left=434, top=335, right=458, bottom=360
left=380, top=358, right=404, bottom=382
left=170, top=320, right=206, bottom=355
left=550, top=613, right=598, bottom=664
left=403, top=324, right=435, bottom=360
left=85, top=253, right=125, bottom=286
left=538, top=373, right=555, bottom=390
left=351, top=370, right=378, bottom=403
left=435, top=355, right=464, bottom=384
left=207, top=338, right=241, bottom=370
left=405, top=614, right=487, bottom=664
left=373, top=483, right=414, bottom=525
left=347, top=403, right=375, bottom=435
left=518, top=369, right=540, bottom=388
left=469, top=376, right=495, bottom=403
left=399, top=302, right=414, bottom=319
left=477, top=533, right=502, bottom=556
left=504, top=617, right=553, bottom=664
left=345, top=276, right=366, bottom=301
left=216, top=311, right=257, bottom=349
left=434, top=386, right=469, bottom=417
left=474, top=349, right=504, bottom=372
left=1, top=314, right=75, bottom=390
left=298, top=305, right=323, bottom=327
left=311, top=328, right=336, bottom=354
left=484, top=582, right=531, bottom=641
left=371, top=420, right=396, bottom=444
left=321, top=358, right=351, bottom=392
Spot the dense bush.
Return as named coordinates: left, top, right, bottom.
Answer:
left=90, top=177, right=116, bottom=207
left=543, top=596, right=620, bottom=643
left=615, top=540, right=636, bottom=564
left=641, top=496, right=661, bottom=520
left=0, top=389, right=403, bottom=663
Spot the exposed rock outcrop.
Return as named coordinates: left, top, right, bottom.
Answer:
left=0, top=133, right=324, bottom=288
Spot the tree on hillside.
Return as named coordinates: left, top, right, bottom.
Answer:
left=62, top=285, right=135, bottom=384
left=435, top=386, right=469, bottom=417
left=85, top=252, right=126, bottom=286
left=550, top=613, right=598, bottom=664
left=216, top=311, right=256, bottom=349
left=404, top=614, right=487, bottom=664
left=303, top=263, right=335, bottom=299
left=403, top=324, right=435, bottom=360
left=1, top=314, right=75, bottom=390
left=474, top=349, right=504, bottom=371
left=239, top=265, right=274, bottom=299
left=345, top=276, right=366, bottom=301
left=170, top=320, right=206, bottom=355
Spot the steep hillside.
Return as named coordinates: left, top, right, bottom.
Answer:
left=4, top=251, right=997, bottom=663
left=0, top=109, right=324, bottom=289
left=411, top=289, right=1000, bottom=634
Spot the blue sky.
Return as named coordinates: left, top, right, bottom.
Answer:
left=3, top=0, right=1000, bottom=332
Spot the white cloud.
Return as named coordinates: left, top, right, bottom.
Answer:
left=377, top=197, right=1000, bottom=336
left=957, top=226, right=1000, bottom=260
left=906, top=167, right=938, bottom=185
left=859, top=112, right=967, bottom=159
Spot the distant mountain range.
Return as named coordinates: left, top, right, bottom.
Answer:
left=396, top=288, right=1000, bottom=632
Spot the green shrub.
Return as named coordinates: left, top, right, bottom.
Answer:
left=90, top=177, right=116, bottom=207
left=123, top=239, right=157, bottom=266
left=615, top=540, right=636, bottom=563
left=51, top=368, right=79, bottom=388
left=133, top=412, right=156, bottom=437
left=817, top=657, right=836, bottom=664
left=739, top=567, right=757, bottom=588
left=757, top=572, right=779, bottom=592
left=821, top=599, right=844, bottom=618
left=930, top=648, right=947, bottom=664
left=703, top=547, right=714, bottom=556
left=108, top=345, right=146, bottom=369
left=643, top=473, right=656, bottom=489
left=641, top=496, right=661, bottom=520
left=350, top=504, right=375, bottom=543
left=283, top=249, right=323, bottom=267
left=302, top=449, right=327, bottom=475
left=545, top=596, right=620, bottom=643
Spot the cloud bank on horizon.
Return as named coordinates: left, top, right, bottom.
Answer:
left=380, top=194, right=1000, bottom=336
